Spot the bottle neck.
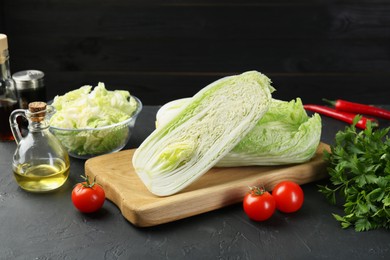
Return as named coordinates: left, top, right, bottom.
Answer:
left=0, top=50, right=11, bottom=79
left=28, top=121, right=50, bottom=132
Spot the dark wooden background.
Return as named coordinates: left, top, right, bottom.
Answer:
left=1, top=0, right=389, bottom=105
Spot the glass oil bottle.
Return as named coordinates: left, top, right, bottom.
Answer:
left=9, top=102, right=70, bottom=192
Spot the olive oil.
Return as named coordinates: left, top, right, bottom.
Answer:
left=13, top=158, right=70, bottom=192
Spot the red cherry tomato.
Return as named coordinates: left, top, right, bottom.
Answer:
left=272, top=181, right=304, bottom=213
left=243, top=186, right=276, bottom=221
left=72, top=175, right=105, bottom=213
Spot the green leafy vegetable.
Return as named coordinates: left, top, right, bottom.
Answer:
left=49, top=83, right=139, bottom=156
left=156, top=98, right=322, bottom=166
left=133, top=71, right=274, bottom=196
left=50, top=83, right=138, bottom=128
left=318, top=117, right=390, bottom=231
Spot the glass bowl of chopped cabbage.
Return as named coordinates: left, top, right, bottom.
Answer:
left=49, top=83, right=142, bottom=159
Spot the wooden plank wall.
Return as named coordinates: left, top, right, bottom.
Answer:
left=1, top=0, right=389, bottom=105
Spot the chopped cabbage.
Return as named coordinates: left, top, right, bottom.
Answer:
left=132, top=71, right=274, bottom=196
left=49, top=83, right=139, bottom=157
left=50, top=83, right=138, bottom=129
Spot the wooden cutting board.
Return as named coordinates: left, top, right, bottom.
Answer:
left=85, top=142, right=330, bottom=227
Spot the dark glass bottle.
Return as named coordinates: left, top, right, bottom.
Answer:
left=0, top=34, right=19, bottom=141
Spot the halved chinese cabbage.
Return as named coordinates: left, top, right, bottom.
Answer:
left=157, top=98, right=322, bottom=166
left=132, top=71, right=274, bottom=196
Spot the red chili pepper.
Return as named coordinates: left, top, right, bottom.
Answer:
left=303, top=104, right=378, bottom=129
left=323, top=99, right=390, bottom=120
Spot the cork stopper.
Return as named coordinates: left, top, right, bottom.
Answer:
left=0, top=34, right=8, bottom=64
left=0, top=34, right=8, bottom=53
left=28, top=102, right=47, bottom=122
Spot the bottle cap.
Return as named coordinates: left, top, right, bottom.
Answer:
left=13, top=70, right=45, bottom=90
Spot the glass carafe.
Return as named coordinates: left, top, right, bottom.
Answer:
left=9, top=102, right=70, bottom=192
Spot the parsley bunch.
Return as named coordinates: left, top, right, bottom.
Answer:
left=319, top=117, right=390, bottom=231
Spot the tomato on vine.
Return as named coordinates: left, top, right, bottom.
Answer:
left=272, top=181, right=304, bottom=213
left=243, top=186, right=276, bottom=221
left=72, top=174, right=106, bottom=213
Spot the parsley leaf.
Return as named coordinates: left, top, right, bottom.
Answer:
left=318, top=116, right=390, bottom=231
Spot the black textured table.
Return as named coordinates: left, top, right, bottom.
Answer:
left=0, top=106, right=389, bottom=259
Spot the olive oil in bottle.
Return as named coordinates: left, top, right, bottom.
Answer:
left=10, top=102, right=70, bottom=192
left=13, top=158, right=70, bottom=192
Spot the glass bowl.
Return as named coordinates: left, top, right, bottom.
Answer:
left=50, top=96, right=142, bottom=159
